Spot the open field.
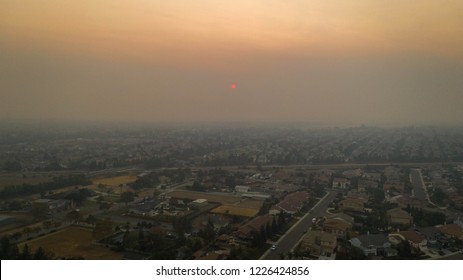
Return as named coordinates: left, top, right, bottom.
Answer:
left=211, top=205, right=259, bottom=217
left=18, top=226, right=123, bottom=259
left=92, top=175, right=137, bottom=186
left=167, top=191, right=241, bottom=204
left=87, top=175, right=138, bottom=194
left=0, top=173, right=54, bottom=189
left=167, top=190, right=264, bottom=217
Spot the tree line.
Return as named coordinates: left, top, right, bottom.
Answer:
left=0, top=174, right=91, bottom=199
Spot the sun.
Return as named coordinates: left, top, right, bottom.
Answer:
left=231, top=84, right=236, bottom=89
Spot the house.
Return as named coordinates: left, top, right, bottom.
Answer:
left=450, top=196, right=463, bottom=210
left=390, top=231, right=427, bottom=249
left=350, top=234, right=393, bottom=257
left=215, top=234, right=238, bottom=248
left=235, top=215, right=273, bottom=240
left=193, top=250, right=229, bottom=260
left=189, top=199, right=208, bottom=209
left=326, top=213, right=355, bottom=224
left=346, top=190, right=369, bottom=202
left=415, top=226, right=441, bottom=248
left=387, top=208, right=413, bottom=227
left=198, top=213, right=230, bottom=231
left=313, top=174, right=331, bottom=185
left=332, top=178, right=350, bottom=189
left=384, top=166, right=402, bottom=182
left=269, top=191, right=310, bottom=215
left=342, top=169, right=362, bottom=179
left=235, top=185, right=250, bottom=193
left=34, top=198, right=72, bottom=213
left=340, top=198, right=364, bottom=212
left=300, top=231, right=337, bottom=259
left=363, top=172, right=382, bottom=182
left=358, top=179, right=379, bottom=191
left=383, top=183, right=404, bottom=195
left=323, top=217, right=352, bottom=238
left=437, top=224, right=463, bottom=241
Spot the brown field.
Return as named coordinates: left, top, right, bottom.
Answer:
left=167, top=191, right=264, bottom=217
left=0, top=173, right=54, bottom=189
left=92, top=175, right=137, bottom=186
left=19, top=226, right=123, bottom=259
left=211, top=205, right=259, bottom=217
left=167, top=191, right=241, bottom=204
left=87, top=175, right=138, bottom=194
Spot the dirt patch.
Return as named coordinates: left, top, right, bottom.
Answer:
left=0, top=173, right=54, bottom=189
left=167, top=191, right=264, bottom=217
left=211, top=205, right=259, bottom=217
left=18, top=226, right=123, bottom=259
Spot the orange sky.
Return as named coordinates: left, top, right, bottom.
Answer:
left=2, top=0, right=463, bottom=65
left=1, top=1, right=463, bottom=124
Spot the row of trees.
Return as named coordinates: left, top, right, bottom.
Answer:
left=0, top=236, right=51, bottom=260
left=0, top=174, right=91, bottom=199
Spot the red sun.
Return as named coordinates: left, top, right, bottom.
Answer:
left=231, top=83, right=236, bottom=89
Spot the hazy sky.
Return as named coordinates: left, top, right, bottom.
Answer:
left=1, top=0, right=463, bottom=125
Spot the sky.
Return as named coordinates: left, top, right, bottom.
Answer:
left=1, top=0, right=463, bottom=125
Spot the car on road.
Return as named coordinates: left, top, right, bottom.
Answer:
left=271, top=244, right=277, bottom=251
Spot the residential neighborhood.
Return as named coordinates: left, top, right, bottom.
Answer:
left=1, top=124, right=463, bottom=260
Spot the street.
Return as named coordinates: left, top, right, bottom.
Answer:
left=260, top=190, right=338, bottom=260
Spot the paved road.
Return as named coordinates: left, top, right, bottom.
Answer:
left=410, top=169, right=428, bottom=205
left=260, top=190, right=338, bottom=260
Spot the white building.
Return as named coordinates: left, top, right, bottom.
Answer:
left=235, top=185, right=250, bottom=193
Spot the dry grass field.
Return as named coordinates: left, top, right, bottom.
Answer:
left=92, top=175, right=137, bottom=186
left=0, top=173, right=54, bottom=189
left=167, top=191, right=241, bottom=204
left=167, top=191, right=264, bottom=217
left=211, top=205, right=259, bottom=217
left=19, top=226, right=123, bottom=259
left=87, top=175, right=138, bottom=194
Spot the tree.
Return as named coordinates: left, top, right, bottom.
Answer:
left=3, top=160, right=22, bottom=171
left=0, top=236, right=19, bottom=259
left=287, top=251, right=293, bottom=259
left=85, top=215, right=98, bottom=225
left=31, top=202, right=49, bottom=220
left=20, top=244, right=32, bottom=260
left=271, top=216, right=278, bottom=234
left=66, top=210, right=82, bottom=223
left=99, top=201, right=111, bottom=212
left=430, top=187, right=447, bottom=205
left=397, top=239, right=412, bottom=259
left=119, top=191, right=137, bottom=205
left=23, top=227, right=32, bottom=238
left=92, top=218, right=114, bottom=240
left=191, top=181, right=203, bottom=191
left=33, top=247, right=48, bottom=260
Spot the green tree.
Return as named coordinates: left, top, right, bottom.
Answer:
left=397, top=239, right=412, bottom=259
left=119, top=191, right=137, bottom=205
left=0, top=236, right=19, bottom=259
left=191, top=181, right=203, bottom=191
left=33, top=247, right=49, bottom=260
left=93, top=219, right=113, bottom=239
left=31, top=203, right=49, bottom=220
left=20, top=244, right=32, bottom=260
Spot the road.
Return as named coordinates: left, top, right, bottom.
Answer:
left=260, top=190, right=338, bottom=260
left=410, top=169, right=429, bottom=205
